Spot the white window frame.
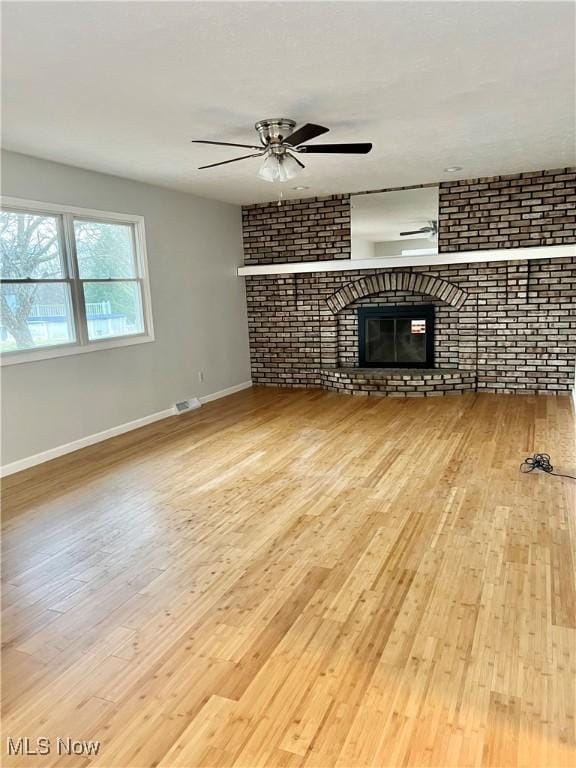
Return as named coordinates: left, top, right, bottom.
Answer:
left=0, top=196, right=155, bottom=366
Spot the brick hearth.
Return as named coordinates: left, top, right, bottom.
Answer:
left=320, top=368, right=476, bottom=397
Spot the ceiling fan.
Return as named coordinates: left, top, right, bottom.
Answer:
left=192, top=118, right=372, bottom=183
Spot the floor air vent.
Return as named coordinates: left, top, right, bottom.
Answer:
left=174, top=398, right=202, bottom=415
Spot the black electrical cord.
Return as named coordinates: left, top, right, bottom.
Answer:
left=520, top=453, right=576, bottom=480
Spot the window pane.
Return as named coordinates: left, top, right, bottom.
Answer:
left=0, top=283, right=75, bottom=352
left=83, top=281, right=144, bottom=340
left=74, top=220, right=136, bottom=278
left=0, top=210, right=64, bottom=279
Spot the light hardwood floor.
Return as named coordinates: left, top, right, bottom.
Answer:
left=2, top=388, right=575, bottom=768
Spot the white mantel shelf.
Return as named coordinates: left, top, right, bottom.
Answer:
left=237, top=244, right=575, bottom=276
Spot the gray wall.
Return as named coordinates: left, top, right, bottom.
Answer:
left=1, top=151, right=251, bottom=465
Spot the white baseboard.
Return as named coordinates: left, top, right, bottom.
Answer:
left=1, top=380, right=252, bottom=477
left=197, top=380, right=253, bottom=404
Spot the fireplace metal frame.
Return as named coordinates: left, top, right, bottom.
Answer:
left=358, top=305, right=435, bottom=368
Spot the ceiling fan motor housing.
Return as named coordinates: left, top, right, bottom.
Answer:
left=255, top=118, right=297, bottom=151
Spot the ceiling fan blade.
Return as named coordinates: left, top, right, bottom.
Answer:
left=297, top=142, right=372, bottom=154
left=288, top=153, right=306, bottom=169
left=400, top=228, right=431, bottom=236
left=192, top=140, right=263, bottom=150
left=284, top=123, right=329, bottom=146
left=198, top=152, right=263, bottom=170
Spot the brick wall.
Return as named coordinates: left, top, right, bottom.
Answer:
left=438, top=168, right=576, bottom=252
left=242, top=194, right=350, bottom=265
left=245, top=258, right=576, bottom=394
left=242, top=167, right=576, bottom=395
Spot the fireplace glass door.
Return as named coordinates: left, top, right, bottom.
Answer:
left=358, top=306, right=434, bottom=368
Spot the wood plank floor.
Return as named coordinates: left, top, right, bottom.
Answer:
left=2, top=388, right=575, bottom=768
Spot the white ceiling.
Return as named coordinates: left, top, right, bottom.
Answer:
left=2, top=2, right=575, bottom=206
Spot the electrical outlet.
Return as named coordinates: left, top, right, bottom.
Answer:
left=198, top=370, right=204, bottom=383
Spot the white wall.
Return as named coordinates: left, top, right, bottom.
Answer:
left=351, top=237, right=375, bottom=260
left=1, top=151, right=251, bottom=466
left=374, top=238, right=434, bottom=257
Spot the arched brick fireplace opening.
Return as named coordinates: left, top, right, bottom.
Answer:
left=325, top=272, right=469, bottom=313
left=320, top=272, right=475, bottom=396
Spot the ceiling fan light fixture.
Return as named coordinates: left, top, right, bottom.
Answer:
left=258, top=154, right=280, bottom=182
left=257, top=152, right=302, bottom=183
left=279, top=153, right=302, bottom=182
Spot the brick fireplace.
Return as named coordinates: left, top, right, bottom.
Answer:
left=242, top=168, right=576, bottom=397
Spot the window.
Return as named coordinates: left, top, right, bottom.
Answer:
left=0, top=198, right=154, bottom=364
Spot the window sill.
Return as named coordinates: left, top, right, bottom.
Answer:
left=0, top=332, right=155, bottom=366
